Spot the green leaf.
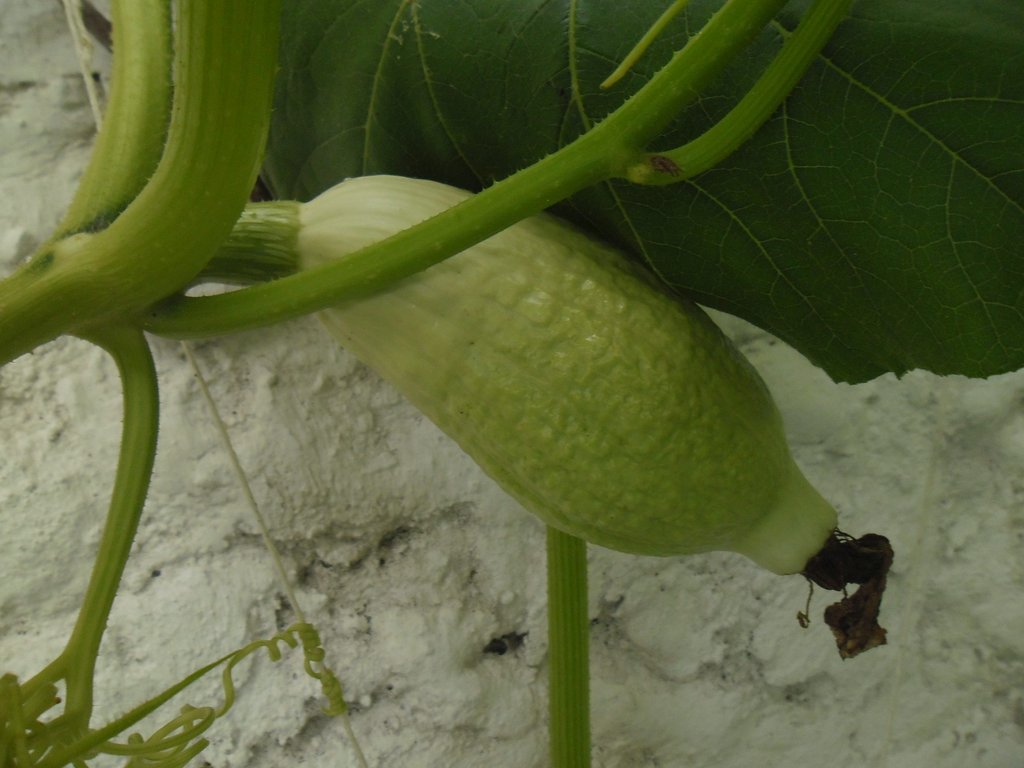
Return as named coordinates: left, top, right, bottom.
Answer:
left=264, top=0, right=1024, bottom=383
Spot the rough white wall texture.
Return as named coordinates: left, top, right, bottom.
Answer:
left=2, top=4, right=1023, bottom=768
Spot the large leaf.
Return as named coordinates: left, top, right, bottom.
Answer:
left=264, top=0, right=1024, bottom=383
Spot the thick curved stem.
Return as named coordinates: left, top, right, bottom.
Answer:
left=54, top=0, right=173, bottom=238
left=0, top=1, right=281, bottom=367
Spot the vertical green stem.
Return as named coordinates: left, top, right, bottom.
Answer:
left=547, top=526, right=591, bottom=768
left=20, top=329, right=158, bottom=727
left=62, top=329, right=158, bottom=716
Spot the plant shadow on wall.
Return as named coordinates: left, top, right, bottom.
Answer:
left=0, top=1, right=1022, bottom=767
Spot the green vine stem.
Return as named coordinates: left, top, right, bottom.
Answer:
left=547, top=526, right=591, bottom=768
left=625, top=0, right=853, bottom=183
left=185, top=0, right=847, bottom=304
left=54, top=0, right=173, bottom=239
left=142, top=0, right=790, bottom=340
left=0, top=0, right=281, bottom=368
left=20, top=327, right=158, bottom=740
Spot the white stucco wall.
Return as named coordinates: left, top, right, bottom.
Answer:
left=2, top=5, right=1023, bottom=767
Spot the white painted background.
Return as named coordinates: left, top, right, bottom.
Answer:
left=2, top=4, right=1023, bottom=767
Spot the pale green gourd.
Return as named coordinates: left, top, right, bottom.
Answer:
left=297, top=175, right=837, bottom=574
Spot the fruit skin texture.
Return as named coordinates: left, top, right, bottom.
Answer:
left=298, top=176, right=837, bottom=574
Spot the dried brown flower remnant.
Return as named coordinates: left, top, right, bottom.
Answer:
left=801, top=531, right=894, bottom=659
